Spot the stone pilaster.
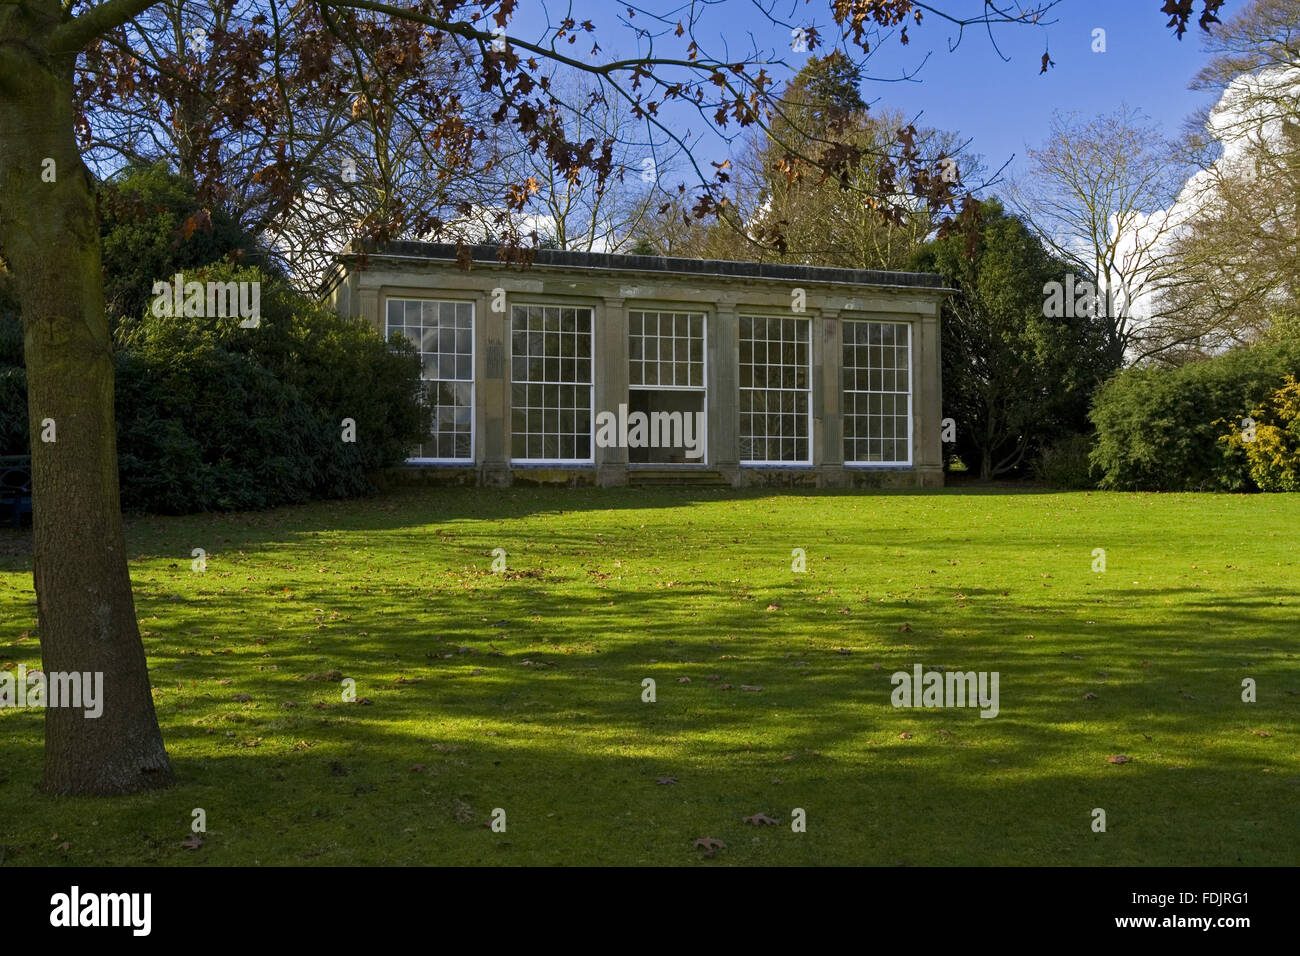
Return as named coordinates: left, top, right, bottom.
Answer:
left=709, top=302, right=739, bottom=482
left=914, top=306, right=943, bottom=483
left=817, top=309, right=847, bottom=486
left=479, top=293, right=510, bottom=487
left=595, top=296, right=628, bottom=486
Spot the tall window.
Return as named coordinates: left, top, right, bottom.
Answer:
left=739, top=315, right=810, bottom=464
left=386, top=298, right=474, bottom=461
left=842, top=321, right=911, bottom=465
left=629, top=311, right=705, bottom=388
left=510, top=305, right=593, bottom=462
left=628, top=311, right=707, bottom=464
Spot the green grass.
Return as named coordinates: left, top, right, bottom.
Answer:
left=1, top=486, right=1297, bottom=865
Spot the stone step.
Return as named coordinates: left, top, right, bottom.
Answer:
left=627, top=469, right=731, bottom=487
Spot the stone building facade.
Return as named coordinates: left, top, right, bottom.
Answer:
left=322, top=243, right=948, bottom=488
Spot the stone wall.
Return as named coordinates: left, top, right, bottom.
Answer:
left=326, top=245, right=948, bottom=490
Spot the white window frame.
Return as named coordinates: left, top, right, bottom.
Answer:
left=509, top=303, right=596, bottom=466
left=842, top=320, right=913, bottom=468
left=627, top=310, right=709, bottom=466
left=385, top=296, right=475, bottom=464
left=739, top=314, right=813, bottom=466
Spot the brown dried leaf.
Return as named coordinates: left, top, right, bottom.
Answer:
left=693, top=836, right=725, bottom=856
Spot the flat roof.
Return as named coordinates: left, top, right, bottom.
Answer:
left=325, top=241, right=949, bottom=295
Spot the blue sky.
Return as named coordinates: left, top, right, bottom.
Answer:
left=518, top=0, right=1227, bottom=194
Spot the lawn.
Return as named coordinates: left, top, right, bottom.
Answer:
left=1, top=486, right=1297, bottom=866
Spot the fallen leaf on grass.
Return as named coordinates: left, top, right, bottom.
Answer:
left=898, top=623, right=912, bottom=632
left=743, top=813, right=778, bottom=826
left=1083, top=692, right=1097, bottom=700
left=740, top=685, right=763, bottom=692
left=230, top=693, right=251, bottom=702
left=1253, top=730, right=1273, bottom=738
left=898, top=732, right=913, bottom=740
left=693, top=837, right=725, bottom=856
left=1107, top=755, right=1131, bottom=764
left=656, top=777, right=677, bottom=785
left=179, top=834, right=202, bottom=850
left=677, top=677, right=691, bottom=683
left=303, top=670, right=343, bottom=682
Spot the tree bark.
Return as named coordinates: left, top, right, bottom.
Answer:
left=0, top=2, right=174, bottom=794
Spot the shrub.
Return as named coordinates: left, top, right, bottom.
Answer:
left=1090, top=339, right=1300, bottom=491
left=112, top=265, right=428, bottom=513
left=114, top=346, right=340, bottom=513
left=98, top=162, right=281, bottom=329
left=117, top=263, right=427, bottom=479
left=1222, top=376, right=1300, bottom=492
left=2, top=174, right=427, bottom=512
left=1035, top=432, right=1097, bottom=489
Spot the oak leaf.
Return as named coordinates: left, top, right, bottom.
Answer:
left=693, top=837, right=725, bottom=856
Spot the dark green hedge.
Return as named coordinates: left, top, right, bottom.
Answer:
left=1, top=266, right=429, bottom=514
left=112, top=263, right=428, bottom=513
left=1089, top=339, right=1300, bottom=491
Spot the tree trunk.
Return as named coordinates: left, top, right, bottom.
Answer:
left=0, top=8, right=174, bottom=794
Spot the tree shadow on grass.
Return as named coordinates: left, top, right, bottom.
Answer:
left=1, top=487, right=1297, bottom=864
